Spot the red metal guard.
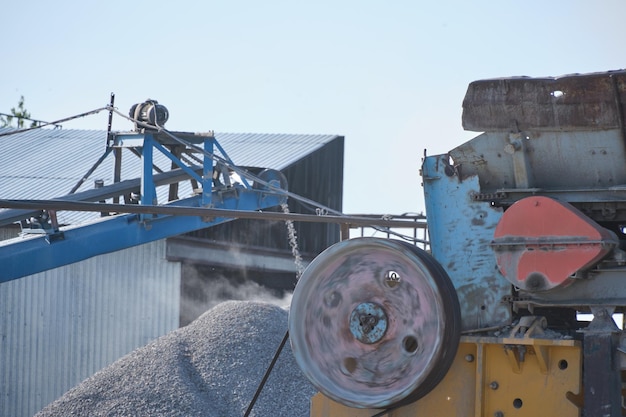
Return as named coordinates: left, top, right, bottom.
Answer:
left=492, top=196, right=617, bottom=291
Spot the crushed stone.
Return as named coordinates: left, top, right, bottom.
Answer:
left=35, top=301, right=316, bottom=417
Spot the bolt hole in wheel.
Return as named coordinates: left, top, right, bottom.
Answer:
left=384, top=270, right=401, bottom=288
left=289, top=237, right=461, bottom=409
left=402, top=335, right=419, bottom=354
left=558, top=359, right=568, bottom=370
left=343, top=357, right=357, bottom=374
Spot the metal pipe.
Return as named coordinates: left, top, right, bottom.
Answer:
left=0, top=199, right=428, bottom=230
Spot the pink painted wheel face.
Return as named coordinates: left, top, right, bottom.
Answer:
left=289, top=238, right=461, bottom=409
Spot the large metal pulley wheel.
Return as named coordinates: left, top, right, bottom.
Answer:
left=289, top=237, right=461, bottom=409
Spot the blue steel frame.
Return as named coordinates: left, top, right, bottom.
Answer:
left=0, top=132, right=286, bottom=282
left=421, top=154, right=511, bottom=331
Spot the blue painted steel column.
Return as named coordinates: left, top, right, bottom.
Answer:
left=202, top=137, right=213, bottom=206
left=141, top=134, right=157, bottom=206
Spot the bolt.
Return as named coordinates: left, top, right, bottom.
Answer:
left=359, top=314, right=377, bottom=333
left=489, top=381, right=499, bottom=390
left=464, top=354, right=474, bottom=362
left=494, top=412, right=504, bottom=417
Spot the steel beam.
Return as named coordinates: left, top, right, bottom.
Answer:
left=0, top=189, right=284, bottom=283
left=0, top=166, right=203, bottom=227
left=580, top=308, right=622, bottom=417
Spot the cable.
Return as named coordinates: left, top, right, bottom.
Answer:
left=244, top=204, right=304, bottom=417
left=0, top=199, right=425, bottom=229
left=243, top=330, right=290, bottom=417
left=0, top=102, right=428, bottom=243
left=110, top=106, right=342, bottom=213
left=0, top=106, right=109, bottom=137
left=0, top=112, right=60, bottom=129
left=108, top=106, right=427, bottom=244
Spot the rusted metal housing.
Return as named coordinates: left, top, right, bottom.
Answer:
left=462, top=70, right=626, bottom=132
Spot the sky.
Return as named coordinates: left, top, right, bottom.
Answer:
left=2, top=0, right=626, bottom=215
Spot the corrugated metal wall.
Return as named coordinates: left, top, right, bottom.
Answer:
left=0, top=226, right=19, bottom=241
left=0, top=239, right=180, bottom=417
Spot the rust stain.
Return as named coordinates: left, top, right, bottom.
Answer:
left=462, top=70, right=626, bottom=132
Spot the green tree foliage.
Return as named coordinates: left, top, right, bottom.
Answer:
left=1, top=96, right=36, bottom=128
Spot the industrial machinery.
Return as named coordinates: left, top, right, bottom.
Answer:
left=289, top=70, right=626, bottom=416
left=0, top=101, right=289, bottom=281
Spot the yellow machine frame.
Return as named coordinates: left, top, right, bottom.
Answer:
left=311, top=325, right=582, bottom=417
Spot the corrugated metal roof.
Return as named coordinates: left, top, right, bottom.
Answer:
left=0, top=127, right=339, bottom=225
left=214, top=132, right=339, bottom=168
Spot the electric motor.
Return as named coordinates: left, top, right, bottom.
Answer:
left=129, top=99, right=169, bottom=130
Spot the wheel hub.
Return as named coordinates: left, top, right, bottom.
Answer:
left=349, top=302, right=388, bottom=344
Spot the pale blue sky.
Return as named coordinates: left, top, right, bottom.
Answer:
left=2, top=1, right=625, bottom=214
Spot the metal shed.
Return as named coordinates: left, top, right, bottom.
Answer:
left=0, top=127, right=344, bottom=417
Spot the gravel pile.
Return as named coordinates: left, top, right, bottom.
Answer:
left=36, top=301, right=316, bottom=417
